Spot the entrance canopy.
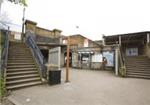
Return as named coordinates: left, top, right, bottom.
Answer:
left=104, top=31, right=149, bottom=45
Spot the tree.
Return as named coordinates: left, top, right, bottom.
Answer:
left=7, top=0, right=27, bottom=6
left=1, top=0, right=27, bottom=6
left=0, top=0, right=27, bottom=13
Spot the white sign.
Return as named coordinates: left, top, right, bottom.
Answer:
left=14, top=33, right=21, bottom=40
left=84, top=39, right=89, bottom=47
left=92, top=54, right=102, bottom=62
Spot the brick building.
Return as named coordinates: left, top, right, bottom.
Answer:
left=63, top=34, right=103, bottom=69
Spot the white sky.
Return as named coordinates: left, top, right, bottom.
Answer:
left=1, top=0, right=150, bottom=40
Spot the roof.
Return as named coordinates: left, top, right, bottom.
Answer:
left=25, top=20, right=37, bottom=25
left=104, top=31, right=150, bottom=38
left=53, top=29, right=62, bottom=32
left=36, top=26, right=52, bottom=32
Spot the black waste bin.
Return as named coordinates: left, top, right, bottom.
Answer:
left=48, top=70, right=61, bottom=85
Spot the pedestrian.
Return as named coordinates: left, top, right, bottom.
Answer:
left=103, top=57, right=107, bottom=70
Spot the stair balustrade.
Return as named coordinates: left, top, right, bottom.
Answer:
left=118, top=46, right=126, bottom=77
left=25, top=31, right=47, bottom=79
left=0, top=30, right=9, bottom=97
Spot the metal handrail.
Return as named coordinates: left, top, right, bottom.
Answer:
left=1, top=30, right=9, bottom=94
left=1, top=30, right=9, bottom=75
left=118, top=45, right=126, bottom=76
left=25, top=31, right=47, bottom=79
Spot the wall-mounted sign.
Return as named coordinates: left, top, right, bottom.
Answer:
left=14, top=33, right=21, bottom=40
left=92, top=54, right=102, bottom=62
left=84, top=39, right=89, bottom=47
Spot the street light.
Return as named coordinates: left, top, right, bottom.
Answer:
left=21, top=7, right=25, bottom=42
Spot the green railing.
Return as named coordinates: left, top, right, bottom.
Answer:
left=0, top=30, right=9, bottom=99
left=118, top=46, right=126, bottom=77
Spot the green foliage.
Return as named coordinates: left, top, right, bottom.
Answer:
left=119, top=66, right=126, bottom=77
left=0, top=75, right=6, bottom=98
left=0, top=32, right=4, bottom=60
left=0, top=31, right=5, bottom=54
left=148, top=43, right=150, bottom=47
left=8, top=0, right=27, bottom=6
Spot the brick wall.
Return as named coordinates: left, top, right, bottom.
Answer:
left=25, top=20, right=62, bottom=39
left=63, top=35, right=100, bottom=48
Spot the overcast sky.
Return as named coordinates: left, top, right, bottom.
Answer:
left=1, top=0, right=150, bottom=40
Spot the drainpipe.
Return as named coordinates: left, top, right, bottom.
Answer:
left=119, top=36, right=121, bottom=46
left=21, top=7, right=25, bottom=42
left=147, top=33, right=150, bottom=43
left=115, top=47, right=119, bottom=76
left=102, top=34, right=105, bottom=46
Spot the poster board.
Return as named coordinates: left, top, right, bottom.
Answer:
left=103, top=51, right=114, bottom=67
left=92, top=54, right=102, bottom=62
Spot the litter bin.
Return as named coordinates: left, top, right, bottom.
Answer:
left=48, top=70, right=61, bottom=85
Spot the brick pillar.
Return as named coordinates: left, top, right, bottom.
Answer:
left=25, top=20, right=37, bottom=33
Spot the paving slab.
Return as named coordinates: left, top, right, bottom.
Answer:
left=7, top=68, right=150, bottom=105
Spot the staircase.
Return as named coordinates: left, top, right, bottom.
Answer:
left=125, top=56, right=150, bottom=79
left=6, top=41, right=42, bottom=90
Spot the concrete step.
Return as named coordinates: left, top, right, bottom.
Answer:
left=8, top=52, right=31, bottom=55
left=126, top=74, right=150, bottom=79
left=127, top=69, right=150, bottom=72
left=125, top=63, right=150, bottom=66
left=8, top=55, right=32, bottom=57
left=8, top=60, right=34, bottom=63
left=6, top=74, right=39, bottom=80
left=6, top=77, right=41, bottom=85
left=126, top=67, right=150, bottom=70
left=126, top=59, right=150, bottom=61
left=9, top=52, right=31, bottom=55
left=127, top=70, right=150, bottom=74
left=7, top=71, right=38, bottom=76
left=126, top=65, right=150, bottom=67
left=126, top=61, right=150, bottom=64
left=9, top=47, right=29, bottom=49
left=7, top=63, right=35, bottom=66
left=9, top=49, right=30, bottom=51
left=8, top=57, right=32, bottom=59
left=126, top=72, right=150, bottom=76
left=6, top=81, right=42, bottom=90
left=7, top=42, right=42, bottom=90
left=125, top=60, right=150, bottom=62
left=8, top=55, right=31, bottom=57
left=8, top=58, right=33, bottom=60
left=7, top=65, right=36, bottom=69
left=125, top=56, right=150, bottom=79
left=7, top=68, right=37, bottom=72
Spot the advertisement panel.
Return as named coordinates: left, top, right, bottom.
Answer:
left=103, top=51, right=114, bottom=67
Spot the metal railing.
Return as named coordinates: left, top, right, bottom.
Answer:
left=118, top=45, right=126, bottom=76
left=1, top=30, right=9, bottom=78
left=25, top=31, right=47, bottom=79
left=0, top=30, right=9, bottom=97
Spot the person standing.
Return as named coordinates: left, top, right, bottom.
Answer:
left=103, top=57, right=107, bottom=70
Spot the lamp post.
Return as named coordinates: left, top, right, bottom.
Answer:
left=21, top=7, right=25, bottom=42
left=0, top=0, right=2, bottom=14
left=66, top=36, right=70, bottom=82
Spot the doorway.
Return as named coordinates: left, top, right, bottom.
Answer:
left=41, top=49, right=49, bottom=63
